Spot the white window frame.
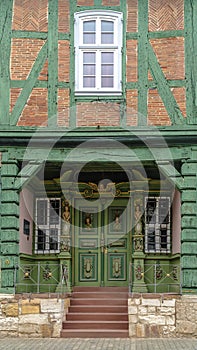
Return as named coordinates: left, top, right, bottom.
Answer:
left=145, top=196, right=171, bottom=254
left=35, top=198, right=61, bottom=254
left=74, top=10, right=123, bottom=95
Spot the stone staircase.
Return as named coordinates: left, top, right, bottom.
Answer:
left=61, top=286, right=129, bottom=338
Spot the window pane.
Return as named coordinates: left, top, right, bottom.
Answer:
left=101, top=21, right=114, bottom=32
left=50, top=199, right=60, bottom=225
left=84, top=65, right=96, bottom=75
left=83, top=77, right=95, bottom=88
left=83, top=52, right=95, bottom=63
left=102, top=52, right=114, bottom=64
left=83, top=21, right=95, bottom=44
left=84, top=20, right=95, bottom=32
left=50, top=228, right=59, bottom=250
left=101, top=77, right=114, bottom=87
left=101, top=64, right=113, bottom=75
left=83, top=33, right=95, bottom=44
left=101, top=20, right=114, bottom=44
left=37, top=229, right=46, bottom=251
left=37, top=200, right=47, bottom=225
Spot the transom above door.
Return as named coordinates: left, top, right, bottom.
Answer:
left=74, top=198, right=130, bottom=287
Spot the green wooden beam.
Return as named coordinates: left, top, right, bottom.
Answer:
left=184, top=0, right=197, bottom=123
left=137, top=0, right=149, bottom=126
left=10, top=42, right=48, bottom=125
left=14, top=161, right=43, bottom=190
left=48, top=0, right=59, bottom=127
left=148, top=42, right=186, bottom=125
left=0, top=0, right=13, bottom=125
left=12, top=30, right=47, bottom=39
left=158, top=161, right=184, bottom=189
left=148, top=30, right=184, bottom=39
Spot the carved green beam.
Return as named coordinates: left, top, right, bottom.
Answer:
left=0, top=0, right=13, bottom=125
left=158, top=161, right=184, bottom=189
left=10, top=41, right=48, bottom=125
left=137, top=0, right=149, bottom=126
left=185, top=0, right=197, bottom=123
left=14, top=161, right=43, bottom=190
left=148, top=42, right=186, bottom=125
left=48, top=0, right=58, bottom=127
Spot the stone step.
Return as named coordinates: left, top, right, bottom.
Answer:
left=61, top=329, right=129, bottom=338
left=66, top=312, right=128, bottom=321
left=72, top=291, right=128, bottom=299
left=62, top=320, right=128, bottom=330
left=70, top=298, right=128, bottom=306
left=73, top=286, right=128, bottom=292
left=68, top=305, right=128, bottom=313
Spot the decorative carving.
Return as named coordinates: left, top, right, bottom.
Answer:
left=135, top=261, right=143, bottom=280
left=155, top=261, right=163, bottom=280
left=61, top=200, right=71, bottom=252
left=84, top=258, right=93, bottom=279
left=134, top=199, right=143, bottom=235
left=172, top=266, right=178, bottom=280
left=43, top=263, right=52, bottom=280
left=112, top=257, right=121, bottom=278
left=134, top=236, right=144, bottom=251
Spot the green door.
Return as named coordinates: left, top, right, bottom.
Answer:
left=74, top=199, right=130, bottom=286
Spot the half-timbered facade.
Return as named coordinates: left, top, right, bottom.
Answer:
left=0, top=0, right=197, bottom=301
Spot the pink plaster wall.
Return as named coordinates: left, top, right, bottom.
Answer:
left=172, top=189, right=181, bottom=254
left=19, top=188, right=34, bottom=255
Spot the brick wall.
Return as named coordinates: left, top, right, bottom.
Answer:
left=10, top=0, right=185, bottom=128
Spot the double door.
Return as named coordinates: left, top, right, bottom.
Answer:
left=74, top=199, right=130, bottom=286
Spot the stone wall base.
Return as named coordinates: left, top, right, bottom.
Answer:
left=128, top=294, right=197, bottom=338
left=0, top=294, right=197, bottom=338
left=0, top=294, right=70, bottom=338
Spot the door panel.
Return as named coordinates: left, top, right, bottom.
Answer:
left=74, top=199, right=129, bottom=286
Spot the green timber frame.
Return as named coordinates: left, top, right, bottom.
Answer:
left=0, top=0, right=197, bottom=293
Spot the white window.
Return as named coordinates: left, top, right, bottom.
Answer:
left=145, top=197, right=171, bottom=253
left=74, top=10, right=123, bottom=95
left=35, top=198, right=61, bottom=254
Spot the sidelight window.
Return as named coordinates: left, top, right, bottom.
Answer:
left=35, top=198, right=61, bottom=254
left=145, top=197, right=171, bottom=253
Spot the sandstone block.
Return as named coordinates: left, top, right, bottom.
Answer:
left=141, top=298, right=160, bottom=307
left=128, top=305, right=138, bottom=314
left=21, top=304, right=40, bottom=315
left=0, top=317, right=18, bottom=331
left=136, top=323, right=146, bottom=337
left=40, top=299, right=63, bottom=313
left=165, top=315, right=175, bottom=325
left=176, top=320, right=196, bottom=334
left=157, top=307, right=175, bottom=315
left=139, top=314, right=166, bottom=325
left=19, top=314, right=48, bottom=325
left=162, top=299, right=176, bottom=307
left=129, top=323, right=136, bottom=337
left=2, top=303, right=19, bottom=317
left=129, top=314, right=138, bottom=323
left=138, top=306, right=148, bottom=315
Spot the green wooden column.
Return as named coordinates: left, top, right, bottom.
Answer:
left=181, top=156, right=197, bottom=293
left=131, top=194, right=148, bottom=293
left=0, top=152, right=20, bottom=293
